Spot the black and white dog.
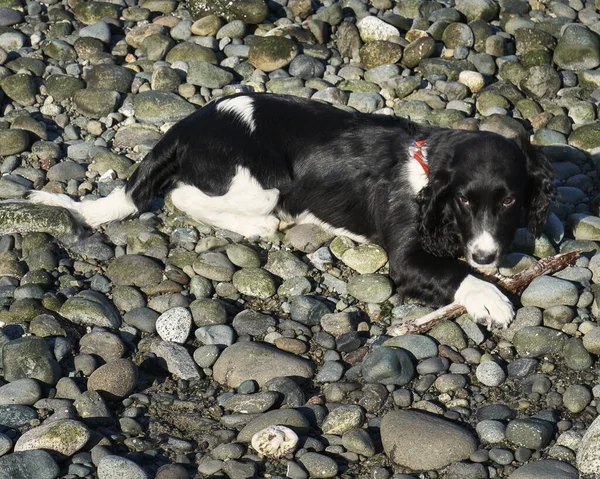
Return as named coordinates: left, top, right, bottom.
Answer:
left=29, top=93, right=554, bottom=328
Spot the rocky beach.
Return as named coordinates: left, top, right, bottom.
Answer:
left=0, top=0, right=600, bottom=478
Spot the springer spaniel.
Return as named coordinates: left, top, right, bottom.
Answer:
left=28, top=93, right=554, bottom=328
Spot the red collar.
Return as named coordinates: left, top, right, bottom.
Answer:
left=409, top=139, right=428, bottom=176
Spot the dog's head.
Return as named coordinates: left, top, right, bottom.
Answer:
left=416, top=131, right=554, bottom=273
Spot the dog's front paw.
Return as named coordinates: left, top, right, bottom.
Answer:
left=454, top=275, right=514, bottom=329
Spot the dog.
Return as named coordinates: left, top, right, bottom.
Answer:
left=28, top=93, right=554, bottom=328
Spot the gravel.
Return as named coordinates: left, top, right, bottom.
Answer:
left=0, top=0, right=597, bottom=476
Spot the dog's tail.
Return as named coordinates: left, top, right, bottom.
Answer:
left=28, top=132, right=179, bottom=228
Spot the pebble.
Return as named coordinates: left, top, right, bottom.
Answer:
left=381, top=410, right=477, bottom=469
left=213, top=341, right=315, bottom=388
left=362, top=346, right=415, bottom=386
left=0, top=450, right=60, bottom=479
left=475, top=361, right=506, bottom=387
left=15, top=419, right=90, bottom=456
left=156, top=307, right=192, bottom=343
left=87, top=359, right=138, bottom=400
left=297, top=452, right=338, bottom=478
left=98, top=455, right=148, bottom=479
left=0, top=379, right=42, bottom=406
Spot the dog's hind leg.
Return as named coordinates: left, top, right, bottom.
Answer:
left=170, top=172, right=280, bottom=238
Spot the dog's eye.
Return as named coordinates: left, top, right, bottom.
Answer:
left=458, top=195, right=469, bottom=206
left=502, top=197, right=515, bottom=207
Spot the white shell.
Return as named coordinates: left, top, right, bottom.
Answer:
left=251, top=425, right=299, bottom=458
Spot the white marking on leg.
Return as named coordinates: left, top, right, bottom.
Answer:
left=170, top=167, right=280, bottom=238
left=216, top=96, right=256, bottom=133
left=454, top=274, right=514, bottom=329
left=28, top=188, right=138, bottom=228
left=294, top=211, right=368, bottom=243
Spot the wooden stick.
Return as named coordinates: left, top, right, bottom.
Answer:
left=387, top=251, right=580, bottom=336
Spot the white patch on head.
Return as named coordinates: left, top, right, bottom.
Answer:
left=467, top=230, right=500, bottom=272
left=216, top=96, right=256, bottom=133
left=406, top=144, right=428, bottom=194
left=170, top=166, right=280, bottom=238
left=28, top=188, right=138, bottom=228
left=294, top=211, right=368, bottom=243
left=454, top=274, right=514, bottom=329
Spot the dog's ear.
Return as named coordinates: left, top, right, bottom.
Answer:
left=520, top=142, right=554, bottom=237
left=416, top=170, right=462, bottom=257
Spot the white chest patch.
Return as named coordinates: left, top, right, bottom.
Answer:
left=216, top=96, right=256, bottom=133
left=406, top=157, right=429, bottom=194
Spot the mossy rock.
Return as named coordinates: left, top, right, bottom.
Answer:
left=359, top=40, right=402, bottom=69
left=188, top=0, right=268, bottom=24
left=0, top=129, right=28, bottom=155
left=0, top=203, right=80, bottom=243
left=45, top=75, right=85, bottom=102
left=73, top=88, right=120, bottom=119
left=133, top=91, right=196, bottom=124
left=0, top=73, right=35, bottom=106
left=248, top=37, right=299, bottom=72
left=568, top=122, right=600, bottom=153
left=74, top=1, right=121, bottom=25
left=86, top=64, right=135, bottom=93
left=165, top=42, right=217, bottom=64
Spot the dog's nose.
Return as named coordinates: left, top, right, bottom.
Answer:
left=472, top=251, right=497, bottom=265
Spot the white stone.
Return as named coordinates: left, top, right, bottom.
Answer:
left=251, top=425, right=299, bottom=458
left=356, top=16, right=400, bottom=43
left=577, top=414, right=600, bottom=475
left=458, top=70, right=485, bottom=93
left=156, top=307, right=192, bottom=343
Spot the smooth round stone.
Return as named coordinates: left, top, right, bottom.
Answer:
left=193, top=252, right=235, bottom=281
left=193, top=345, right=220, bottom=368
left=156, top=307, right=192, bottom=343
left=512, top=459, right=579, bottom=479
left=232, top=268, right=276, bottom=299
left=322, top=405, right=365, bottom=435
left=583, top=327, right=600, bottom=354
left=342, top=428, right=376, bottom=457
left=417, top=357, right=449, bottom=375
left=0, top=450, right=59, bottom=479
left=563, top=384, right=592, bottom=413
left=264, top=250, right=309, bottom=279
left=289, top=55, right=325, bottom=80
left=186, top=60, right=234, bottom=89
left=225, top=244, right=261, bottom=268
left=248, top=37, right=298, bottom=72
left=381, top=410, right=477, bottom=470
left=476, top=420, right=506, bottom=444
left=189, top=299, right=227, bottom=327
left=107, top=255, right=164, bottom=287
left=347, top=274, right=392, bottom=303
left=0, top=432, right=11, bottom=457
left=98, top=455, right=148, bottom=479
left=563, top=337, right=593, bottom=371
left=232, top=309, right=276, bottom=336
left=79, top=331, right=126, bottom=362
left=213, top=342, right=315, bottom=388
left=521, top=276, right=579, bottom=308
left=340, top=243, right=388, bottom=274
left=315, top=360, right=345, bottom=382
left=290, top=295, right=332, bottom=326
left=476, top=361, right=506, bottom=387
left=223, top=391, right=279, bottom=414
left=356, top=15, right=399, bottom=42
left=434, top=373, right=467, bottom=392
left=2, top=337, right=61, bottom=386
left=383, top=334, right=438, bottom=359
left=489, top=447, right=514, bottom=465
left=195, top=325, right=236, bottom=347
left=297, top=452, right=338, bottom=478
left=0, top=379, right=42, bottom=406
left=513, top=326, right=567, bottom=358
left=362, top=346, right=415, bottom=386
left=0, top=405, right=37, bottom=429
left=506, top=418, right=554, bottom=449
left=123, top=308, right=159, bottom=333
left=15, top=419, right=89, bottom=456
left=87, top=359, right=138, bottom=400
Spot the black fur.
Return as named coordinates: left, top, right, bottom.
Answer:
left=122, top=93, right=553, bottom=307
